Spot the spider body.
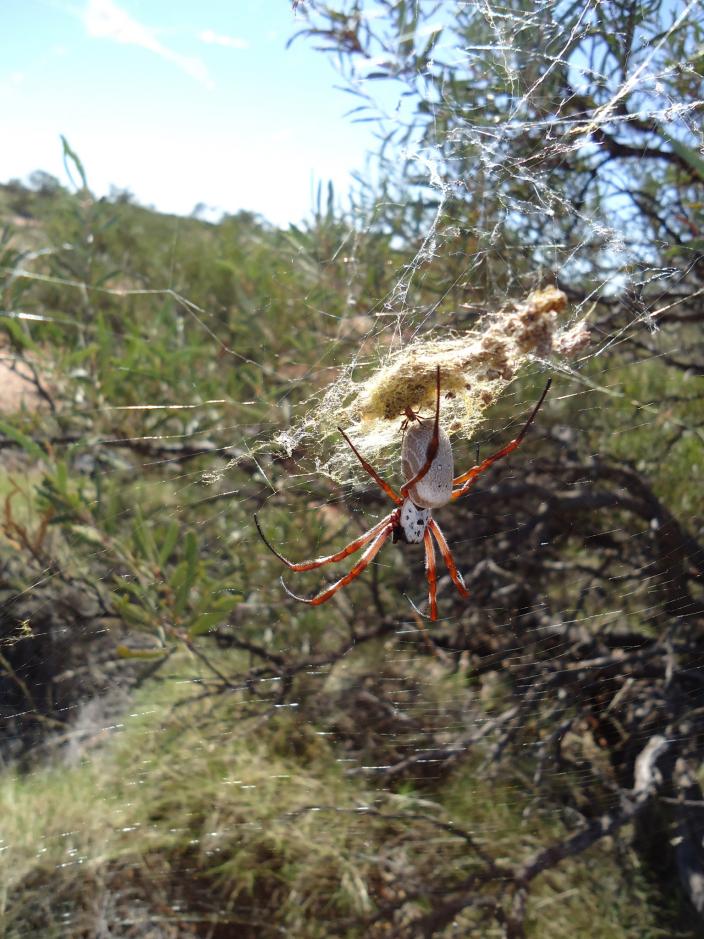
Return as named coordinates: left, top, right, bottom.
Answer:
left=402, top=421, right=454, bottom=509
left=396, top=499, right=431, bottom=544
left=255, top=370, right=551, bottom=621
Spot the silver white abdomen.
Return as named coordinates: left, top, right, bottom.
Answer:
left=402, top=421, right=454, bottom=509
left=399, top=499, right=431, bottom=544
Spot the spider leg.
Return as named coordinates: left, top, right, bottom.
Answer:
left=401, top=365, right=442, bottom=498
left=338, top=427, right=402, bottom=505
left=254, top=512, right=393, bottom=571
left=423, top=527, right=438, bottom=621
left=429, top=519, right=469, bottom=599
left=281, top=523, right=394, bottom=606
left=452, top=378, right=551, bottom=500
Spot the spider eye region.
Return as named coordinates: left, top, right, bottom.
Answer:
left=399, top=499, right=431, bottom=544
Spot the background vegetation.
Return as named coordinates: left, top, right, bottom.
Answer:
left=1, top=0, right=703, bottom=936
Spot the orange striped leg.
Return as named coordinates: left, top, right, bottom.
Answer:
left=254, top=512, right=393, bottom=571
left=423, top=527, right=438, bottom=621
left=338, top=427, right=402, bottom=505
left=451, top=438, right=521, bottom=500
left=452, top=379, right=552, bottom=501
left=429, top=519, right=469, bottom=599
left=401, top=365, right=442, bottom=498
left=281, top=523, right=394, bottom=606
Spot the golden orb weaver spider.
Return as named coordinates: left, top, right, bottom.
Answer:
left=255, top=369, right=551, bottom=621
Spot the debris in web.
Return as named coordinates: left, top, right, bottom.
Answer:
left=277, top=286, right=589, bottom=482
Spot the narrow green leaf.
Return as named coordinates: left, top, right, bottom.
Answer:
left=69, top=524, right=104, bottom=547
left=184, top=530, right=198, bottom=570
left=0, top=420, right=46, bottom=462
left=173, top=532, right=199, bottom=614
left=60, top=135, right=88, bottom=190
left=419, top=26, right=442, bottom=63
left=94, top=269, right=122, bottom=289
left=663, top=132, right=704, bottom=181
left=209, top=592, right=244, bottom=610
left=116, top=644, right=166, bottom=660
left=188, top=611, right=227, bottom=637
left=158, top=521, right=181, bottom=567
left=132, top=512, right=158, bottom=563
left=112, top=596, right=154, bottom=627
left=116, top=579, right=149, bottom=602
left=0, top=317, right=35, bottom=351
left=55, top=460, right=68, bottom=492
left=188, top=593, right=242, bottom=637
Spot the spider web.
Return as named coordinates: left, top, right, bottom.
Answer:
left=272, top=0, right=701, bottom=483
left=1, top=0, right=704, bottom=936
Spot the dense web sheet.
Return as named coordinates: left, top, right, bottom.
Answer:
left=273, top=0, right=703, bottom=480
left=1, top=0, right=704, bottom=936
left=278, top=284, right=589, bottom=482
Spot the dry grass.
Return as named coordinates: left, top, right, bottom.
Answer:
left=0, top=653, right=679, bottom=938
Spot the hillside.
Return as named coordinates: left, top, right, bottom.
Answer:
left=0, top=161, right=702, bottom=936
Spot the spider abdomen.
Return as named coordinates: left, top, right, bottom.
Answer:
left=399, top=499, right=431, bottom=544
left=402, top=421, right=454, bottom=508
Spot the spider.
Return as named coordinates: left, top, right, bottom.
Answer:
left=255, top=369, right=551, bottom=621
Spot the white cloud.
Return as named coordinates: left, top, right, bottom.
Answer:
left=82, top=0, right=213, bottom=88
left=199, top=29, right=248, bottom=50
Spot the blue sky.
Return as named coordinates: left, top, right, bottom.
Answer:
left=0, top=0, right=384, bottom=226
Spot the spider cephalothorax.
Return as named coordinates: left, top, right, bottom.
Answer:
left=255, top=368, right=551, bottom=621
